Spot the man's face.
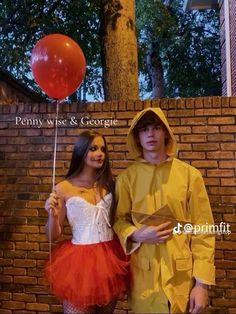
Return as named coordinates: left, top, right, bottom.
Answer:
left=138, top=123, right=167, bottom=154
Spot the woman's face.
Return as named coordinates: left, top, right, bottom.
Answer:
left=84, top=136, right=106, bottom=169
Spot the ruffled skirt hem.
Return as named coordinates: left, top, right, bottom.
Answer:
left=44, top=238, right=129, bottom=309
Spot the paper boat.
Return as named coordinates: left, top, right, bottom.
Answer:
left=132, top=204, right=189, bottom=228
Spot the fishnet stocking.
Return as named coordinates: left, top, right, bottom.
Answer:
left=63, top=300, right=95, bottom=314
left=63, top=299, right=116, bottom=314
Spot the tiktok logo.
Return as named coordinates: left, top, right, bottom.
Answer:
left=173, top=223, right=182, bottom=234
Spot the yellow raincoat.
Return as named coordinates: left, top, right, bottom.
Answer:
left=114, top=107, right=215, bottom=313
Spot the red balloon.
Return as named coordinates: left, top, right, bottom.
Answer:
left=31, top=34, right=86, bottom=99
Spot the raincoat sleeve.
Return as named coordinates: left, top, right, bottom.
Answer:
left=188, top=170, right=215, bottom=285
left=113, top=174, right=141, bottom=255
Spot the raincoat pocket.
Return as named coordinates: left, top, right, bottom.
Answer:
left=176, top=257, right=192, bottom=271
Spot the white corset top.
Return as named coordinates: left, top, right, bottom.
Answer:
left=65, top=193, right=114, bottom=245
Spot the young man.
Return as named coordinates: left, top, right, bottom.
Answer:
left=114, top=107, right=215, bottom=314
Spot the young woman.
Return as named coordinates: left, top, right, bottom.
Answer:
left=44, top=130, right=129, bottom=314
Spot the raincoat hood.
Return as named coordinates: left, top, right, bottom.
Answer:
left=127, top=107, right=178, bottom=160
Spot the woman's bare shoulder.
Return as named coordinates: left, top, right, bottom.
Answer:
left=55, top=180, right=71, bottom=198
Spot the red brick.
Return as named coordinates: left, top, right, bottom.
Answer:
left=181, top=135, right=207, bottom=142
left=224, top=251, right=236, bottom=259
left=25, top=286, right=48, bottom=294
left=28, top=234, right=48, bottom=242
left=221, top=143, right=236, bottom=150
left=220, top=125, right=236, bottom=132
left=38, top=277, right=47, bottom=285
left=27, top=268, right=43, bottom=277
left=209, top=187, right=236, bottom=195
left=0, top=292, right=12, bottom=300
left=13, top=226, right=39, bottom=233
left=26, top=201, right=45, bottom=208
left=215, top=248, right=224, bottom=258
left=50, top=304, right=63, bottom=313
left=207, top=169, right=234, bottom=177
left=208, top=117, right=235, bottom=125
left=203, top=97, right=213, bottom=108
left=167, top=118, right=180, bottom=126
left=203, top=178, right=220, bottom=186
left=177, top=143, right=192, bottom=151
left=14, top=276, right=37, bottom=285
left=216, top=241, right=236, bottom=250
left=192, top=143, right=220, bottom=151
left=179, top=152, right=206, bottom=160
left=219, top=160, right=236, bottom=168
left=8, top=234, right=26, bottom=241
left=191, top=161, right=218, bottom=168
left=222, top=195, right=236, bottom=204
left=194, top=97, right=203, bottom=108
left=216, top=280, right=235, bottom=288
left=14, top=259, right=37, bottom=268
left=212, top=299, right=236, bottom=307
left=27, top=251, right=48, bottom=259
left=216, top=269, right=226, bottom=279
left=3, top=267, right=26, bottom=276
left=222, top=108, right=236, bottom=115
left=172, top=126, right=191, bottom=134
left=19, top=129, right=41, bottom=136
left=12, top=293, right=36, bottom=302
left=0, top=259, right=13, bottom=266
left=0, top=129, right=18, bottom=136
left=0, top=242, right=14, bottom=250
left=192, top=126, right=219, bottom=133
left=208, top=134, right=235, bottom=141
left=14, top=209, right=38, bottom=217
left=223, top=214, right=236, bottom=222
left=1, top=301, right=25, bottom=310
left=15, top=242, right=39, bottom=251
left=3, top=251, right=27, bottom=259
left=26, top=303, right=49, bottom=311
left=195, top=108, right=221, bottom=116
left=221, top=178, right=236, bottom=186
left=114, top=128, right=129, bottom=135
left=37, top=295, right=58, bottom=304
left=207, top=151, right=234, bottom=159
left=215, top=260, right=236, bottom=268
left=185, top=98, right=195, bottom=108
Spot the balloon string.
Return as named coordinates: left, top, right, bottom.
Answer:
left=52, top=100, right=59, bottom=191
left=49, top=99, right=60, bottom=289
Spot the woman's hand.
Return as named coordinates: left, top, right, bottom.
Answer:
left=129, top=221, right=173, bottom=244
left=45, top=190, right=65, bottom=241
left=45, top=191, right=62, bottom=218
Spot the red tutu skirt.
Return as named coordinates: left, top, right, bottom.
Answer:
left=44, top=238, right=129, bottom=309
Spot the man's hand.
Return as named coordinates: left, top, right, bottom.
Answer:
left=129, top=221, right=172, bottom=244
left=189, top=282, right=208, bottom=313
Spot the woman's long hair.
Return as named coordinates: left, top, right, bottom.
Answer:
left=65, top=130, right=115, bottom=224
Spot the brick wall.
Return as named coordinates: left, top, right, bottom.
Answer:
left=220, top=0, right=236, bottom=96
left=0, top=97, right=235, bottom=313
left=230, top=0, right=236, bottom=95
left=219, top=0, right=227, bottom=96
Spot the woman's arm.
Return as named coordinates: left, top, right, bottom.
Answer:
left=45, top=186, right=66, bottom=241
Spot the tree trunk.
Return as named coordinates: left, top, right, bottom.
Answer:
left=100, top=0, right=139, bottom=101
left=145, top=43, right=165, bottom=98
